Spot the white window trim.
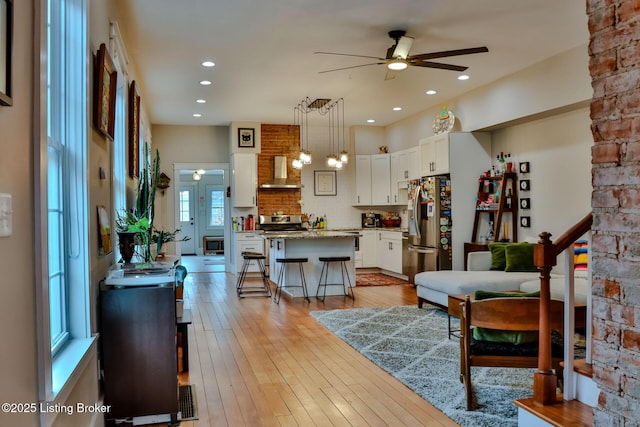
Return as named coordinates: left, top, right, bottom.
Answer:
left=35, top=2, right=96, bottom=426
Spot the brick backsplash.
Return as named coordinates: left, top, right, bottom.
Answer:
left=257, top=124, right=302, bottom=216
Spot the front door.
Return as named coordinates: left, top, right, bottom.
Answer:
left=179, top=185, right=196, bottom=254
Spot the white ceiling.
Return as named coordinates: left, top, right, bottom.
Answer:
left=114, top=0, right=589, bottom=128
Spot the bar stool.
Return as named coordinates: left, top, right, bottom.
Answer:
left=273, top=257, right=310, bottom=304
left=236, top=252, right=271, bottom=298
left=316, top=256, right=355, bottom=302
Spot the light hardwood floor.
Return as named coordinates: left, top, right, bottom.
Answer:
left=170, top=272, right=458, bottom=426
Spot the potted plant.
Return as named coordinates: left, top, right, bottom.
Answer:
left=116, top=143, right=187, bottom=263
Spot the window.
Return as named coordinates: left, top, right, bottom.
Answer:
left=38, top=0, right=96, bottom=408
left=179, top=190, right=191, bottom=222
left=209, top=190, right=224, bottom=226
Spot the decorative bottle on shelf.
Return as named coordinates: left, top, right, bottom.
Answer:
left=486, top=220, right=495, bottom=243
left=506, top=189, right=513, bottom=209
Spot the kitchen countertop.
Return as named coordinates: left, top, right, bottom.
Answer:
left=258, top=230, right=362, bottom=240
left=233, top=227, right=406, bottom=235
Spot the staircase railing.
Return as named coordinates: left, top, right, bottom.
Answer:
left=532, top=212, right=593, bottom=406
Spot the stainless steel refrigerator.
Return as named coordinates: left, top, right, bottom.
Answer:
left=403, top=176, right=452, bottom=283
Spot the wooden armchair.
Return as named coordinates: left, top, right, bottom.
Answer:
left=459, top=295, right=564, bottom=411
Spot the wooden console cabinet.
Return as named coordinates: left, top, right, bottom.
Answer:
left=100, top=284, right=179, bottom=423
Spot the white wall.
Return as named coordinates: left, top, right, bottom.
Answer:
left=491, top=107, right=592, bottom=244
left=151, top=124, right=230, bottom=235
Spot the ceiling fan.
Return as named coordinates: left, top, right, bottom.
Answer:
left=315, top=30, right=488, bottom=80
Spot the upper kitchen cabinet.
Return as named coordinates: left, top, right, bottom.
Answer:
left=231, top=153, right=257, bottom=207
left=390, top=146, right=419, bottom=204
left=371, top=154, right=391, bottom=205
left=420, top=133, right=450, bottom=176
left=354, top=154, right=392, bottom=206
left=355, top=155, right=372, bottom=205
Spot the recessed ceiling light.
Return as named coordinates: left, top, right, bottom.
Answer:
left=196, top=99, right=206, bottom=104
left=193, top=113, right=202, bottom=118
left=425, top=90, right=437, bottom=95
left=201, top=61, right=215, bottom=67
left=367, top=119, right=376, bottom=123
left=393, top=107, right=402, bottom=111
left=199, top=80, right=212, bottom=85
left=457, top=75, right=470, bottom=81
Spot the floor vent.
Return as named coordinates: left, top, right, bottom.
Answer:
left=179, top=384, right=198, bottom=421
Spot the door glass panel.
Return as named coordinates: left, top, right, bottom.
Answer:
left=179, top=190, right=190, bottom=222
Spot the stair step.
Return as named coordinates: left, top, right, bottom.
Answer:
left=515, top=396, right=593, bottom=427
left=573, top=359, right=593, bottom=378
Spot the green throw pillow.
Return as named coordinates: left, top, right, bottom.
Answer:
left=488, top=242, right=532, bottom=271
left=472, top=289, right=540, bottom=345
left=504, top=243, right=537, bottom=272
left=488, top=242, right=509, bottom=270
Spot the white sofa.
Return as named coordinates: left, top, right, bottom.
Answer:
left=415, top=251, right=588, bottom=309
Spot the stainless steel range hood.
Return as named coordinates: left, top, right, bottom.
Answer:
left=259, top=156, right=303, bottom=189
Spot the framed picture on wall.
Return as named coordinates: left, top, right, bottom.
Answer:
left=128, top=80, right=141, bottom=178
left=314, top=170, right=337, bottom=196
left=0, top=0, right=13, bottom=106
left=94, top=43, right=117, bottom=140
left=238, top=128, right=255, bottom=148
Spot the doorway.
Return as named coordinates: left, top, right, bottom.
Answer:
left=174, top=163, right=230, bottom=271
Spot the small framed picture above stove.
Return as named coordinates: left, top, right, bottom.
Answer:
left=314, top=170, right=337, bottom=196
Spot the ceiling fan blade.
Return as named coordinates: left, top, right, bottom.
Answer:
left=384, top=69, right=397, bottom=80
left=408, top=46, right=488, bottom=61
left=318, top=62, right=384, bottom=74
left=411, top=61, right=468, bottom=72
left=392, top=36, right=414, bottom=59
left=315, top=51, right=386, bottom=61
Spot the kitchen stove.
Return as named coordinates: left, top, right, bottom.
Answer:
left=259, top=214, right=306, bottom=233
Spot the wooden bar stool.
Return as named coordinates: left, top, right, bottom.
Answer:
left=273, top=257, right=310, bottom=303
left=236, top=252, right=271, bottom=298
left=316, top=256, right=355, bottom=302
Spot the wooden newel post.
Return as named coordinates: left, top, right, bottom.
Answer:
left=533, top=231, right=558, bottom=406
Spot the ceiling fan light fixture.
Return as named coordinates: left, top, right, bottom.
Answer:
left=387, top=58, right=408, bottom=71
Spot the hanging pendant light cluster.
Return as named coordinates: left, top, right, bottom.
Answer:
left=292, top=97, right=348, bottom=170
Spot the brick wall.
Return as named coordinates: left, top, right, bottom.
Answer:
left=257, top=124, right=302, bottom=216
left=588, top=0, right=640, bottom=424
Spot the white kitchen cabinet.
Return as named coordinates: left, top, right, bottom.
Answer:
left=234, top=232, right=265, bottom=274
left=390, top=151, right=403, bottom=205
left=406, top=146, right=420, bottom=181
left=359, top=229, right=378, bottom=268
left=376, top=230, right=402, bottom=274
left=371, top=154, right=391, bottom=205
left=231, top=153, right=257, bottom=207
left=419, top=133, right=449, bottom=176
left=354, top=155, right=372, bottom=206
left=390, top=147, right=419, bottom=204
left=268, top=238, right=284, bottom=278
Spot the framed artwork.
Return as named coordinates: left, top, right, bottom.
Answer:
left=238, top=128, right=255, bottom=148
left=314, top=170, right=337, bottom=196
left=520, top=216, right=531, bottom=228
left=519, top=161, right=530, bottom=174
left=94, top=43, right=117, bottom=140
left=520, top=198, right=531, bottom=210
left=128, top=80, right=141, bottom=177
left=0, top=0, right=12, bottom=106
left=97, top=205, right=112, bottom=255
left=520, top=179, right=530, bottom=191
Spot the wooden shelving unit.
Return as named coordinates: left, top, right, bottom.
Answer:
left=471, top=172, right=519, bottom=243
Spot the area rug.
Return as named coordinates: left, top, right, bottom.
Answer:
left=356, top=273, right=409, bottom=286
left=311, top=306, right=535, bottom=427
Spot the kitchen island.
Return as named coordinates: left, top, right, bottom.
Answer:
left=262, top=230, right=360, bottom=299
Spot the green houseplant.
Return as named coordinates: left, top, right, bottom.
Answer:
left=116, top=143, right=188, bottom=263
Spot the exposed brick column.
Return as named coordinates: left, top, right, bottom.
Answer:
left=588, top=0, right=640, bottom=424
left=257, top=124, right=302, bottom=216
